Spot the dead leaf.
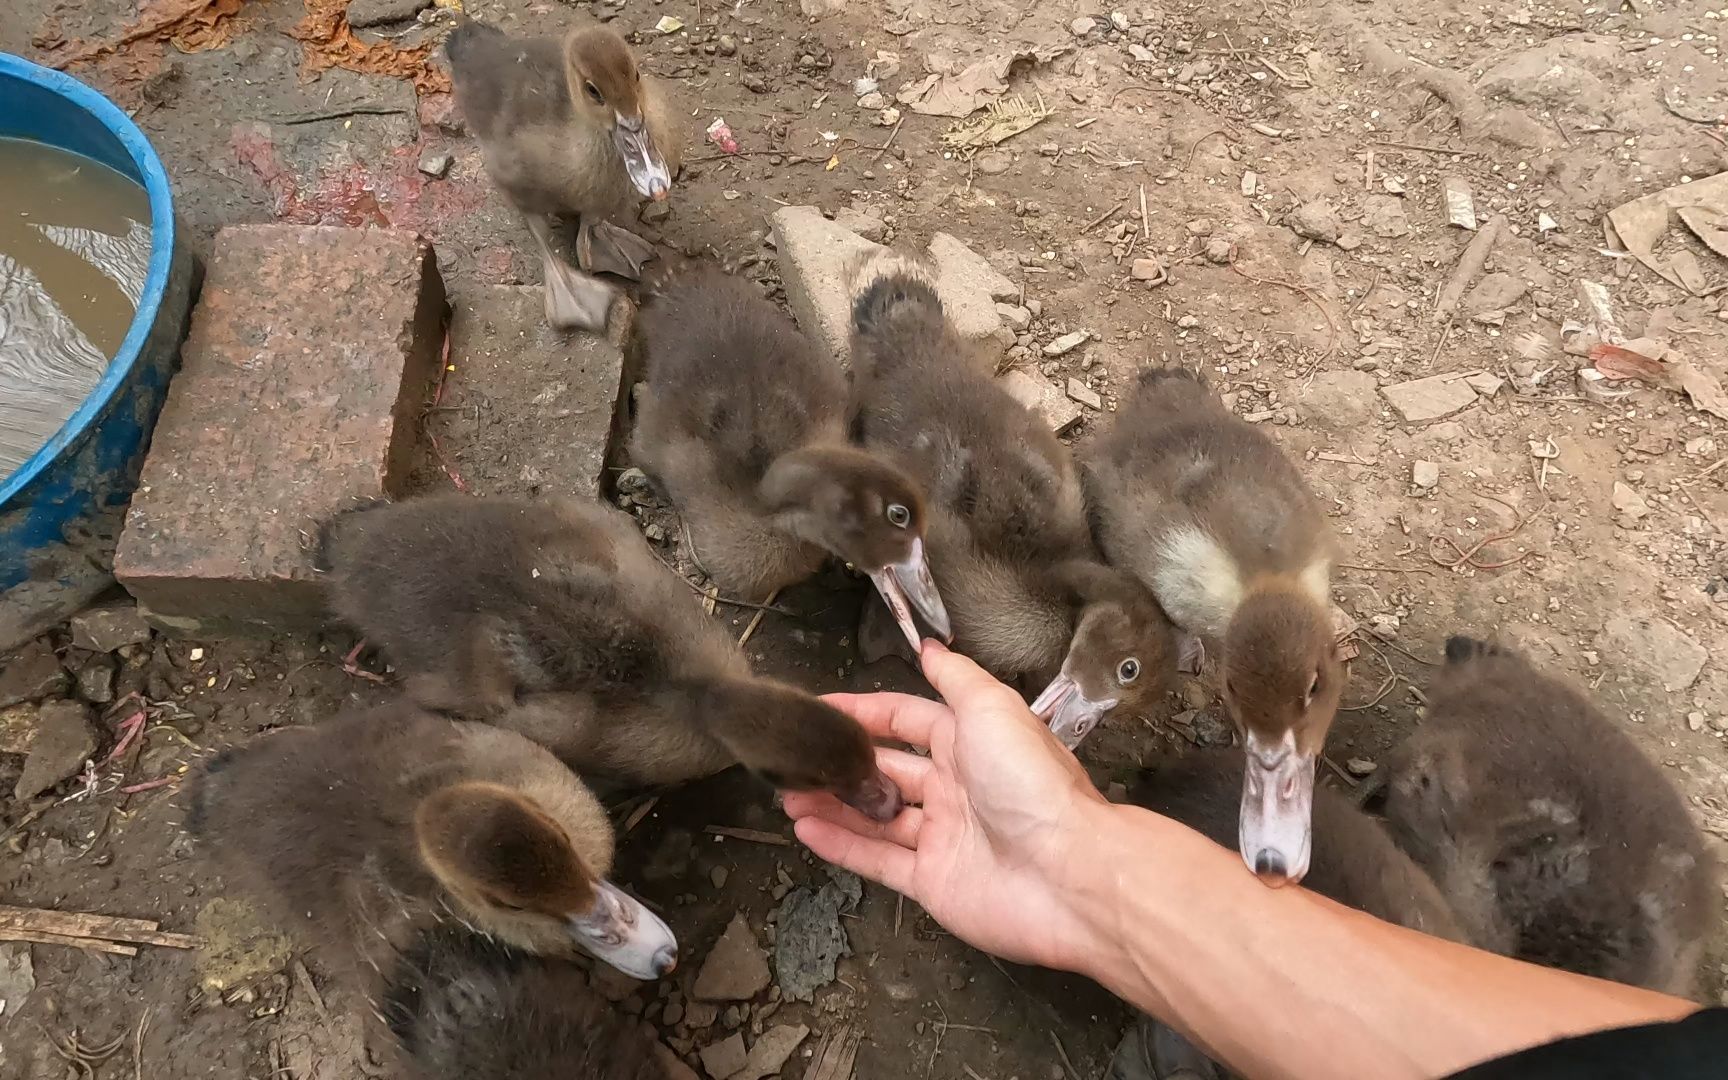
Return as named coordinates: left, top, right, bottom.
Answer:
left=1677, top=205, right=1728, bottom=262
left=1591, top=342, right=1669, bottom=382
left=1604, top=172, right=1728, bottom=294
left=1675, top=362, right=1728, bottom=421
left=49, top=0, right=246, bottom=71
left=896, top=45, right=1070, bottom=118
left=290, top=0, right=451, bottom=96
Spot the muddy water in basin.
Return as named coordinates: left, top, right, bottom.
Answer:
left=0, top=136, right=152, bottom=477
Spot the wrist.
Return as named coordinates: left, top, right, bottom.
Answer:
left=1041, top=798, right=1146, bottom=979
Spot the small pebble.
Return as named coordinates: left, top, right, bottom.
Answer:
left=1070, top=15, right=1098, bottom=35
left=1345, top=758, right=1377, bottom=777
left=711, top=866, right=729, bottom=889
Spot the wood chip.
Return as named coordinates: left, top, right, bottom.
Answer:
left=1, top=929, right=138, bottom=957
left=704, top=826, right=793, bottom=846
left=0, top=905, right=198, bottom=949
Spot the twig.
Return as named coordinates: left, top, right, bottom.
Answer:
left=292, top=959, right=335, bottom=1030
left=1429, top=494, right=1547, bottom=570
left=426, top=326, right=468, bottom=492
left=1371, top=140, right=1480, bottom=157
left=872, top=115, right=906, bottom=162
left=118, top=775, right=180, bottom=796
left=705, top=825, right=793, bottom=846
left=624, top=795, right=660, bottom=833
left=894, top=893, right=904, bottom=937
left=0, top=904, right=196, bottom=948
left=1228, top=254, right=1338, bottom=370
left=4, top=929, right=138, bottom=956
left=1677, top=478, right=1723, bottom=538
left=1048, top=1030, right=1082, bottom=1080
left=1341, top=674, right=1397, bottom=711
left=133, top=1010, right=149, bottom=1080
left=1182, top=129, right=1231, bottom=170
left=1082, top=202, right=1124, bottom=232
left=737, top=587, right=781, bottom=647
left=1137, top=182, right=1150, bottom=254
left=1349, top=268, right=1381, bottom=315
left=1338, top=562, right=1433, bottom=575
left=1321, top=754, right=1361, bottom=787
left=652, top=551, right=794, bottom=614
left=275, top=105, right=409, bottom=126
left=1434, top=215, right=1505, bottom=321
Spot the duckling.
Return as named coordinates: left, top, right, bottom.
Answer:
left=1083, top=367, right=1340, bottom=887
left=317, top=494, right=904, bottom=823
left=186, top=701, right=677, bottom=982
left=383, top=926, right=674, bottom=1079
left=631, top=268, right=949, bottom=652
left=446, top=20, right=681, bottom=329
left=846, top=265, right=1177, bottom=747
left=1108, top=749, right=1468, bottom=1080
left=1130, top=750, right=1466, bottom=941
left=1383, top=636, right=1716, bottom=997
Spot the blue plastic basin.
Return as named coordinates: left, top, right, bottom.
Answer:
left=0, top=52, right=196, bottom=651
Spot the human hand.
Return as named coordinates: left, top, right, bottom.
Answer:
left=781, top=641, right=1110, bottom=971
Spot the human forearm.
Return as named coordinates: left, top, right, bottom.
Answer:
left=1062, top=802, right=1695, bottom=1080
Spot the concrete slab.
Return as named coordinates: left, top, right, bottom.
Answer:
left=115, top=225, right=444, bottom=636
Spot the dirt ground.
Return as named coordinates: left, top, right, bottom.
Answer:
left=5, top=0, right=1728, bottom=1076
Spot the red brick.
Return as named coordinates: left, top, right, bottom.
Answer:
left=115, top=225, right=445, bottom=634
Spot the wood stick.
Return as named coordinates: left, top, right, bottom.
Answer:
left=704, top=825, right=793, bottom=846
left=1433, top=214, right=1504, bottom=321
left=0, top=904, right=198, bottom=949
left=1, top=929, right=138, bottom=956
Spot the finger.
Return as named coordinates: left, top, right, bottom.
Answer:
left=920, top=640, right=1038, bottom=720
left=781, top=790, right=832, bottom=821
left=876, top=746, right=934, bottom=805
left=791, top=792, right=926, bottom=849
left=794, top=817, right=916, bottom=895
left=822, top=691, right=948, bottom=748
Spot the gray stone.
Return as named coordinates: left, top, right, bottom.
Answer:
left=1360, top=195, right=1411, bottom=238
left=771, top=205, right=883, bottom=364
left=1298, top=370, right=1379, bottom=431
left=1191, top=708, right=1231, bottom=748
left=15, top=700, right=98, bottom=801
left=733, top=1025, right=811, bottom=1080
left=1289, top=199, right=1343, bottom=243
left=1381, top=373, right=1478, bottom=423
left=975, top=149, right=1012, bottom=175
left=1130, top=258, right=1163, bottom=281
left=693, top=914, right=771, bottom=1002
left=0, top=640, right=68, bottom=707
left=76, top=655, right=117, bottom=704
left=1043, top=330, right=1090, bottom=357
left=1066, top=378, right=1103, bottom=410
left=699, top=1033, right=748, bottom=1079
left=1071, top=15, right=1098, bottom=35
left=69, top=602, right=152, bottom=653
left=1600, top=614, right=1706, bottom=693
left=773, top=871, right=861, bottom=1003
left=0, top=944, right=34, bottom=1017
left=440, top=285, right=624, bottom=500
left=417, top=149, right=453, bottom=179
left=1465, top=272, right=1529, bottom=315
left=832, top=207, right=887, bottom=243
left=1412, top=460, right=1440, bottom=490
left=1001, top=371, right=1082, bottom=436
left=345, top=0, right=430, bottom=28
left=996, top=303, right=1032, bottom=331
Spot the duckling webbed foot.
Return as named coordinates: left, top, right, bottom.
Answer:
left=577, top=217, right=658, bottom=280
left=1107, top=1014, right=1226, bottom=1080
left=542, top=258, right=618, bottom=332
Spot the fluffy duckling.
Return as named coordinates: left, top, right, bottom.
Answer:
left=383, top=927, right=674, bottom=1079
left=447, top=21, right=681, bottom=329
left=631, top=268, right=949, bottom=652
left=1109, top=749, right=1467, bottom=1080
left=1384, top=636, right=1716, bottom=997
left=187, top=702, right=677, bottom=982
left=317, top=494, right=903, bottom=823
left=847, top=266, right=1177, bottom=746
left=1084, top=368, right=1340, bottom=887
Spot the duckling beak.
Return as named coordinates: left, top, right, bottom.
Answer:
left=838, top=769, right=904, bottom=823
left=1238, top=731, right=1315, bottom=887
left=613, top=115, right=672, bottom=201
left=1031, top=670, right=1117, bottom=750
left=867, top=537, right=952, bottom=653
left=567, top=880, right=679, bottom=980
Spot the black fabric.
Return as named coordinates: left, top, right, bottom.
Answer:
left=1446, top=1008, right=1728, bottom=1079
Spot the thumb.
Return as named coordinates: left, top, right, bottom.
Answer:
left=920, top=640, right=1030, bottom=718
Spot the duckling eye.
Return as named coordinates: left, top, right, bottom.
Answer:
left=1117, top=657, right=1140, bottom=684
left=1304, top=671, right=1321, bottom=705
left=885, top=503, right=911, bottom=528
left=585, top=81, right=605, bottom=106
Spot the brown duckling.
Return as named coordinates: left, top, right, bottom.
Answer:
left=847, top=265, right=1177, bottom=746
left=187, top=701, right=677, bottom=982
left=631, top=268, right=949, bottom=652
left=1084, top=368, right=1340, bottom=886
left=317, top=493, right=903, bottom=822
left=1108, top=749, right=1468, bottom=1080
left=1383, top=636, right=1716, bottom=997
left=383, top=926, right=674, bottom=1079
left=446, top=20, right=681, bottom=329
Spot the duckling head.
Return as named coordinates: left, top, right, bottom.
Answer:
left=1221, top=588, right=1343, bottom=887
left=563, top=27, right=672, bottom=200
left=415, top=782, right=677, bottom=980
left=697, top=678, right=905, bottom=823
left=760, top=446, right=950, bottom=652
left=1032, top=562, right=1176, bottom=749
